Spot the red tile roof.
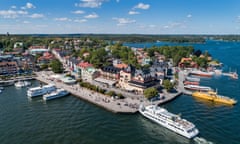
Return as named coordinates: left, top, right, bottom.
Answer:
left=78, top=62, right=93, bottom=68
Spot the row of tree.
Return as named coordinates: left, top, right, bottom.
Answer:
left=79, top=81, right=124, bottom=99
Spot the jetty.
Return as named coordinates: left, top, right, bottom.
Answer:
left=34, top=71, right=180, bottom=114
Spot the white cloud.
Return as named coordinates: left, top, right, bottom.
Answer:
left=84, top=13, right=99, bottom=18
left=72, top=10, right=85, bottom=14
left=164, top=22, right=185, bottom=29
left=0, top=10, right=17, bottom=18
left=128, top=11, right=139, bottom=15
left=11, top=6, right=17, bottom=9
left=133, top=3, right=150, bottom=10
left=55, top=17, right=72, bottom=21
left=23, top=21, right=30, bottom=24
left=0, top=10, right=28, bottom=18
left=74, top=19, right=87, bottom=23
left=18, top=10, right=28, bottom=15
left=113, top=17, right=136, bottom=26
left=187, top=14, right=192, bottom=18
left=29, top=13, right=44, bottom=18
left=149, top=24, right=156, bottom=28
left=75, top=0, right=107, bottom=8
left=26, top=2, right=36, bottom=9
left=138, top=24, right=156, bottom=29
left=21, top=2, right=36, bottom=9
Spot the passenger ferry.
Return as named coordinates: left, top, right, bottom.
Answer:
left=27, top=84, right=56, bottom=97
left=139, top=105, right=199, bottom=139
left=192, top=90, right=237, bottom=105
left=43, top=88, right=69, bottom=101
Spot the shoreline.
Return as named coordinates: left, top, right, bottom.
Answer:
left=34, top=71, right=180, bottom=114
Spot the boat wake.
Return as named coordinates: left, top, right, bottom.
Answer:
left=194, top=137, right=214, bottom=144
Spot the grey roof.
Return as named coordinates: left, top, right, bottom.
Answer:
left=102, top=66, right=121, bottom=74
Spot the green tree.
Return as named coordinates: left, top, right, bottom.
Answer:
left=50, top=59, right=63, bottom=73
left=163, top=79, right=174, bottom=92
left=40, top=64, right=49, bottom=70
left=106, top=91, right=116, bottom=96
left=144, top=87, right=158, bottom=99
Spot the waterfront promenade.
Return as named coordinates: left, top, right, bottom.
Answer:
left=34, top=71, right=181, bottom=113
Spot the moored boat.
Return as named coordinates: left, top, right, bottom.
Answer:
left=139, top=105, right=199, bottom=139
left=43, top=88, right=69, bottom=101
left=190, top=70, right=214, bottom=77
left=192, top=90, right=237, bottom=105
left=0, top=81, right=14, bottom=87
left=184, top=81, right=199, bottom=85
left=184, top=85, right=212, bottom=92
left=27, top=84, right=56, bottom=97
left=15, top=81, right=31, bottom=88
left=185, top=76, right=200, bottom=82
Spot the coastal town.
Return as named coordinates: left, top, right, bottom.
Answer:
left=0, top=35, right=238, bottom=140
left=0, top=36, right=237, bottom=110
left=1, top=1, right=240, bottom=143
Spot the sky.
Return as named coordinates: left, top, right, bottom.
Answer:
left=0, top=0, right=240, bottom=34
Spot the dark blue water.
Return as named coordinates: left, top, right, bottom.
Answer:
left=0, top=40, right=240, bottom=144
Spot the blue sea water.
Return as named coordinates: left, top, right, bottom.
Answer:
left=0, top=40, right=240, bottom=144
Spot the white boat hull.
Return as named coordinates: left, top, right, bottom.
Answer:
left=43, top=89, right=69, bottom=101
left=139, top=106, right=199, bottom=139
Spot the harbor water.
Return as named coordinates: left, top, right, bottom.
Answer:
left=0, top=40, right=240, bottom=144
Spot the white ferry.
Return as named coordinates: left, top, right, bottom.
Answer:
left=27, top=84, right=56, bottom=97
left=43, top=88, right=69, bottom=101
left=184, top=85, right=212, bottom=92
left=15, top=81, right=31, bottom=88
left=139, top=105, right=199, bottom=139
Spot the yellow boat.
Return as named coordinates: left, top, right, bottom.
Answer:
left=192, top=90, right=237, bottom=105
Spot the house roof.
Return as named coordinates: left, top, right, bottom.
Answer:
left=29, top=46, right=47, bottom=49
left=78, top=62, right=93, bottom=68
left=102, top=66, right=121, bottom=74
left=38, top=52, right=54, bottom=61
left=115, top=63, right=128, bottom=69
